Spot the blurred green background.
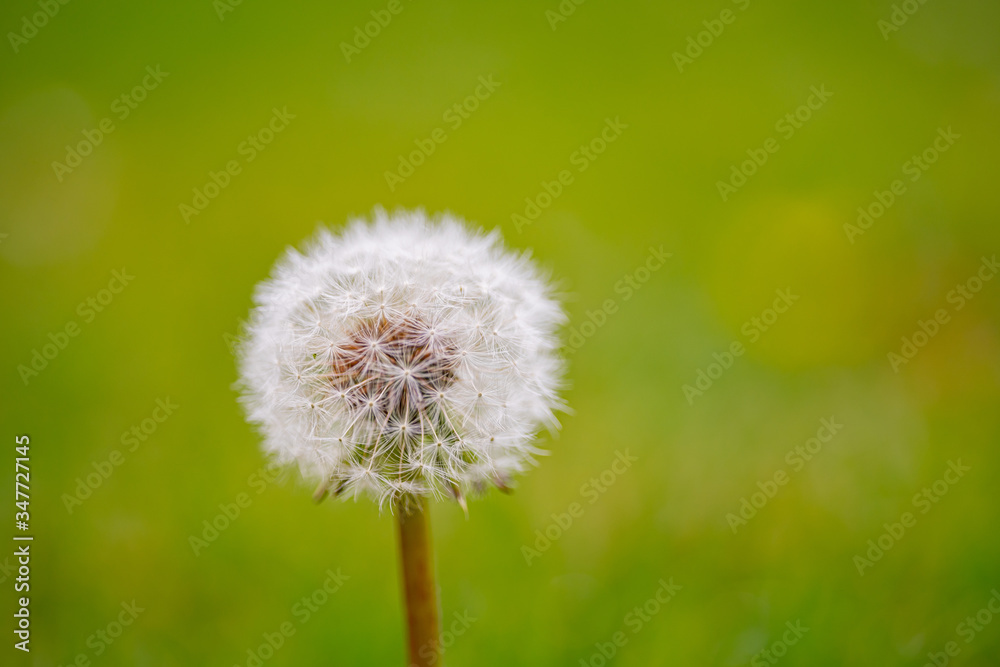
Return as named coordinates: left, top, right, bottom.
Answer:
left=2, top=0, right=999, bottom=665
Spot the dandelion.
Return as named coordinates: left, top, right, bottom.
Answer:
left=236, top=209, right=565, bottom=666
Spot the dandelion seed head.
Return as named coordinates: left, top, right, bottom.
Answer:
left=237, top=209, right=565, bottom=508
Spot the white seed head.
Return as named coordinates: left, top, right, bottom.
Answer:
left=237, top=209, right=565, bottom=509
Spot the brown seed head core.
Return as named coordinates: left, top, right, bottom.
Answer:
left=329, top=316, right=458, bottom=420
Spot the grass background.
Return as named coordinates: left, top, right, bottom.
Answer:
left=1, top=0, right=999, bottom=664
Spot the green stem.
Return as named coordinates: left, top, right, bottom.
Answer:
left=396, top=497, right=441, bottom=667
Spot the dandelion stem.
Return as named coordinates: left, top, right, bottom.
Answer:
left=396, top=497, right=441, bottom=667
